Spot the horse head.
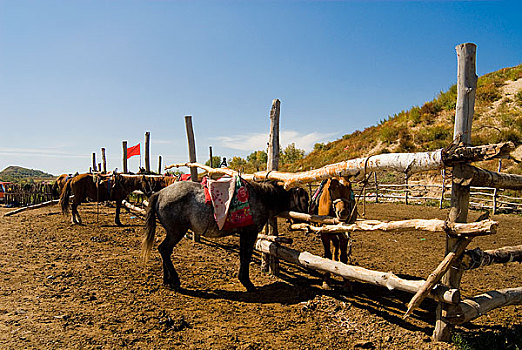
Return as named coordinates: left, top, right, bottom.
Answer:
left=328, top=178, right=354, bottom=222
left=289, top=187, right=309, bottom=213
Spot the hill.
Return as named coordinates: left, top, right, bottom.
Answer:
left=0, top=166, right=56, bottom=183
left=284, top=64, right=522, bottom=176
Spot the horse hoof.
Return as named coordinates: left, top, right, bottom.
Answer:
left=164, top=282, right=181, bottom=291
left=242, top=282, right=256, bottom=292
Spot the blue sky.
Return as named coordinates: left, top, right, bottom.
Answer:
left=1, top=0, right=521, bottom=175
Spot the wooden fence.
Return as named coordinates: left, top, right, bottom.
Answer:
left=2, top=182, right=55, bottom=207
left=350, top=177, right=522, bottom=214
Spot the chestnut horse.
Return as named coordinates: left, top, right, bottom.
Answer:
left=52, top=173, right=78, bottom=199
left=59, top=173, right=145, bottom=226
left=313, top=177, right=357, bottom=288
left=142, top=180, right=309, bottom=292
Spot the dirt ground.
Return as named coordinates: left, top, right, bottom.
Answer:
left=0, top=201, right=520, bottom=349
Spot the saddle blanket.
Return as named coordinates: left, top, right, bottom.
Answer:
left=202, top=175, right=254, bottom=230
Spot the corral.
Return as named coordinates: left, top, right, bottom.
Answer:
left=1, top=202, right=521, bottom=349
left=2, top=43, right=521, bottom=349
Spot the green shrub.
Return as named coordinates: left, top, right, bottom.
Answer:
left=476, top=82, right=502, bottom=103
left=409, top=106, right=421, bottom=126
left=435, top=84, right=458, bottom=111
left=379, top=124, right=398, bottom=144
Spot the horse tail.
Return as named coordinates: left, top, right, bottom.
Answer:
left=59, top=180, right=71, bottom=215
left=142, top=192, right=159, bottom=262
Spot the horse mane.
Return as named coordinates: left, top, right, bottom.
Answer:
left=246, top=180, right=289, bottom=211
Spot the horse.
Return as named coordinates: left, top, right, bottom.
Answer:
left=142, top=179, right=309, bottom=292
left=52, top=173, right=77, bottom=199
left=141, top=175, right=178, bottom=196
left=59, top=173, right=145, bottom=226
left=313, top=177, right=357, bottom=289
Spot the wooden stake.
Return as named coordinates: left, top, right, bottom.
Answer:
left=404, top=238, right=471, bottom=318
left=101, top=148, right=107, bottom=173
left=433, top=42, right=477, bottom=342
left=145, top=131, right=151, bottom=173
left=262, top=99, right=281, bottom=275
left=122, top=141, right=128, bottom=174
left=92, top=153, right=97, bottom=172
left=184, top=116, right=200, bottom=242
left=158, top=155, right=162, bottom=175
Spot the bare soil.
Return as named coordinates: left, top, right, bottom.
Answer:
left=1, top=202, right=521, bottom=349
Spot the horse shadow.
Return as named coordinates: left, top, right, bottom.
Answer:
left=177, top=281, right=316, bottom=305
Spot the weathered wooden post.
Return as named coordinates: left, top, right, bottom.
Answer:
left=185, top=115, right=200, bottom=242
left=145, top=131, right=151, bottom=173
left=374, top=172, right=379, bottom=203
left=92, top=153, right=97, bottom=172
left=101, top=148, right=107, bottom=173
left=440, top=168, right=446, bottom=209
left=493, top=159, right=502, bottom=214
left=404, top=174, right=409, bottom=205
left=157, top=155, right=162, bottom=175
left=261, top=99, right=281, bottom=274
left=433, top=43, right=477, bottom=342
left=209, top=146, right=214, bottom=168
left=122, top=141, right=128, bottom=174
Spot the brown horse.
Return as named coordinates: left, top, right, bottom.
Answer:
left=59, top=173, right=145, bottom=225
left=141, top=175, right=178, bottom=196
left=314, top=177, right=357, bottom=289
left=52, top=173, right=78, bottom=199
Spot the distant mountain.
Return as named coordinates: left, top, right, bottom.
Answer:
left=0, top=166, right=56, bottom=183
left=284, top=64, right=522, bottom=176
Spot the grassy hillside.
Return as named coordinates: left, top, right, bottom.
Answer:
left=0, top=166, right=56, bottom=183
left=285, top=64, right=522, bottom=175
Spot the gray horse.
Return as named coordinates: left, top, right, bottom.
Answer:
left=142, top=179, right=309, bottom=292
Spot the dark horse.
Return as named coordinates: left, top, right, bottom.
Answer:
left=59, top=173, right=145, bottom=226
left=142, top=179, right=309, bottom=292
left=314, top=177, right=357, bottom=288
left=141, top=175, right=178, bottom=196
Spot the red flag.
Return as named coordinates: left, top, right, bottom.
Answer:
left=127, top=143, right=140, bottom=159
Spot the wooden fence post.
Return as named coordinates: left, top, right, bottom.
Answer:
left=404, top=174, right=409, bottom=205
left=374, top=172, right=379, bottom=203
left=145, top=131, right=151, bottom=173
left=158, top=155, right=162, bottom=175
left=433, top=42, right=477, bottom=342
left=101, top=148, right=107, bottom=173
left=122, top=141, right=128, bottom=174
left=440, top=168, right=446, bottom=209
left=261, top=99, right=281, bottom=275
left=92, top=153, right=97, bottom=172
left=493, top=159, right=502, bottom=214
left=209, top=146, right=214, bottom=168
left=185, top=115, right=200, bottom=242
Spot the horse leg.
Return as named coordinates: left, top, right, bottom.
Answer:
left=320, top=234, right=334, bottom=290
left=339, top=233, right=352, bottom=292
left=238, top=230, right=258, bottom=292
left=115, top=200, right=123, bottom=226
left=158, top=227, right=186, bottom=290
left=331, top=235, right=340, bottom=261
left=72, top=203, right=81, bottom=225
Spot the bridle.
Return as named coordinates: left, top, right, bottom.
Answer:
left=331, top=197, right=352, bottom=220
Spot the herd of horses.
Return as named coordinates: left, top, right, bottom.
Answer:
left=54, top=172, right=357, bottom=292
